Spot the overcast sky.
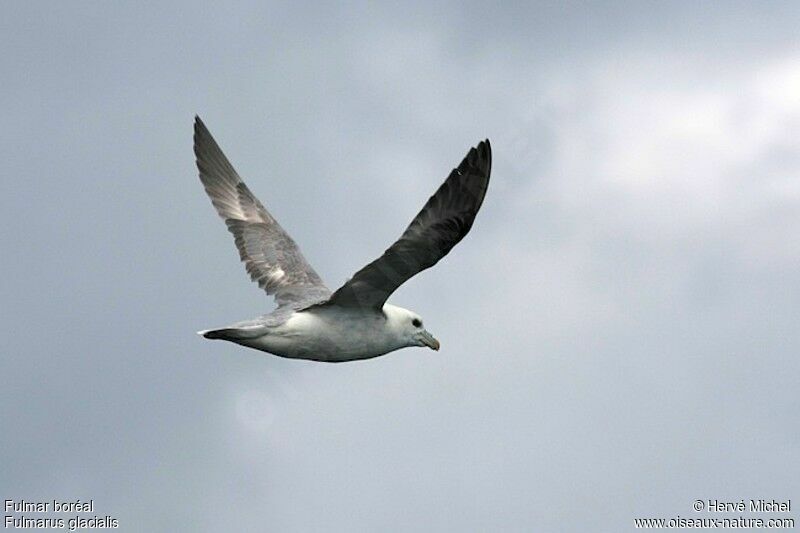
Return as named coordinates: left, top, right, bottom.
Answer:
left=2, top=2, right=798, bottom=531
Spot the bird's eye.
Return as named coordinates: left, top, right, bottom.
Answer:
left=412, top=318, right=422, bottom=328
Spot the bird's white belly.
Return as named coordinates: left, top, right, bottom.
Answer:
left=239, top=309, right=402, bottom=362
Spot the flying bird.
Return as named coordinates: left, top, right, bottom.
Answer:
left=194, top=116, right=491, bottom=362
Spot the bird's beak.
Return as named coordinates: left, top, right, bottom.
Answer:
left=420, top=330, right=440, bottom=351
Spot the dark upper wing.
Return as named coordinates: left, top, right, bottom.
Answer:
left=193, top=116, right=331, bottom=309
left=324, top=139, right=491, bottom=310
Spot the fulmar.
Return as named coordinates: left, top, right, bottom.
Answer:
left=194, top=116, right=491, bottom=362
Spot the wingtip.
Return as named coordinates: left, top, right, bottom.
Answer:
left=470, top=139, right=491, bottom=159
left=193, top=116, right=213, bottom=157
left=478, top=139, right=492, bottom=172
left=464, top=139, right=491, bottom=175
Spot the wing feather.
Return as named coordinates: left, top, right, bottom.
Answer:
left=193, top=116, right=331, bottom=308
left=324, top=140, right=491, bottom=310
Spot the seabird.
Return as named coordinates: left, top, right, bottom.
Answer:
left=194, top=116, right=491, bottom=362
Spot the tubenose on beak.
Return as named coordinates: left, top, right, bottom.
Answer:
left=419, top=330, right=440, bottom=351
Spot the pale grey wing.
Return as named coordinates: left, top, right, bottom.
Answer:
left=193, top=116, right=331, bottom=308
left=324, top=139, right=491, bottom=310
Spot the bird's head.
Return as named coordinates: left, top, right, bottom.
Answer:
left=384, top=304, right=440, bottom=351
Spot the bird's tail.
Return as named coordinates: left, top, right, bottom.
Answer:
left=197, top=326, right=266, bottom=341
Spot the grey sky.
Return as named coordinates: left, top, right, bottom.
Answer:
left=2, top=2, right=798, bottom=531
